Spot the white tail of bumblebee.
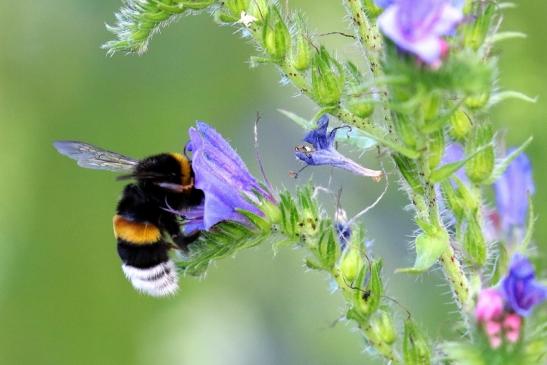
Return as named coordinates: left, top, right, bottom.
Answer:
left=121, top=261, right=179, bottom=297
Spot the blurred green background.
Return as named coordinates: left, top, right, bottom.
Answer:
left=0, top=2, right=545, bottom=364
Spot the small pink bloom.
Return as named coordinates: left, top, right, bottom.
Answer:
left=485, top=321, right=501, bottom=336
left=503, top=313, right=522, bottom=343
left=475, top=288, right=504, bottom=322
left=489, top=335, right=502, bottom=349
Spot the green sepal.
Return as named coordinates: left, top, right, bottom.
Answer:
left=429, top=144, right=487, bottom=183
left=463, top=216, right=487, bottom=266
left=262, top=6, right=290, bottom=61
left=392, top=154, right=425, bottom=194
left=486, top=136, right=533, bottom=184
left=490, top=242, right=509, bottom=285
left=397, top=229, right=449, bottom=273
left=465, top=123, right=495, bottom=184
left=311, top=46, right=344, bottom=106
left=403, top=319, right=431, bottom=365
left=353, top=259, right=383, bottom=317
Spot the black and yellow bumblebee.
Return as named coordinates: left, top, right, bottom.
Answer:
left=54, top=141, right=204, bottom=296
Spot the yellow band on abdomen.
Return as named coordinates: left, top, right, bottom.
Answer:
left=113, top=215, right=161, bottom=244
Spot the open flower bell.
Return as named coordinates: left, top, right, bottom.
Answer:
left=179, top=121, right=274, bottom=233
left=295, top=115, right=382, bottom=181
left=501, top=253, right=546, bottom=317
left=378, top=0, right=463, bottom=67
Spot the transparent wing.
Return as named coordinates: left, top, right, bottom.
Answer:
left=53, top=141, right=138, bottom=173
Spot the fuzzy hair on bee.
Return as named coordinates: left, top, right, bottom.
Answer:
left=54, top=141, right=203, bottom=297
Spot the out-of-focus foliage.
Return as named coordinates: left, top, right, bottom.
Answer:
left=0, top=1, right=545, bottom=365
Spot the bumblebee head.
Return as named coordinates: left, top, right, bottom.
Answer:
left=120, top=153, right=192, bottom=192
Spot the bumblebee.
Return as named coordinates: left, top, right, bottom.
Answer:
left=54, top=141, right=204, bottom=297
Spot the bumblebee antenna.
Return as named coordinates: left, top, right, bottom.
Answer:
left=254, top=112, right=274, bottom=193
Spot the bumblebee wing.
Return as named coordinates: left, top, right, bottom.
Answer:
left=54, top=141, right=139, bottom=173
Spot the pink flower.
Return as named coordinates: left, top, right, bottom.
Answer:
left=475, top=288, right=504, bottom=322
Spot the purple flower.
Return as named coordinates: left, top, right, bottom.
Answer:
left=378, top=0, right=463, bottom=66
left=493, top=150, right=535, bottom=234
left=180, top=122, right=274, bottom=232
left=295, top=115, right=383, bottom=180
left=501, top=253, right=546, bottom=317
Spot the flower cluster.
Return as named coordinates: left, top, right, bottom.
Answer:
left=475, top=254, right=546, bottom=348
left=377, top=0, right=464, bottom=67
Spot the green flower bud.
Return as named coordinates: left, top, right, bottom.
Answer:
left=263, top=7, right=290, bottom=61
left=393, top=114, right=419, bottom=150
left=224, top=0, right=249, bottom=19
left=339, top=243, right=363, bottom=283
left=463, top=216, right=487, bottom=266
left=362, top=0, right=382, bottom=17
left=247, top=0, right=268, bottom=22
left=311, top=46, right=344, bottom=106
left=465, top=123, right=494, bottom=184
left=371, top=310, right=397, bottom=345
left=449, top=110, right=472, bottom=141
left=428, top=131, right=445, bottom=170
left=289, top=16, right=312, bottom=71
left=440, top=180, right=465, bottom=222
left=422, top=93, right=441, bottom=122
left=403, top=320, right=431, bottom=365
left=347, top=98, right=374, bottom=118
left=464, top=93, right=489, bottom=109
left=354, top=259, right=383, bottom=316
left=392, top=154, right=424, bottom=195
left=463, top=4, right=495, bottom=51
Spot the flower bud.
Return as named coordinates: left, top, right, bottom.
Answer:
left=247, top=0, right=268, bottom=22
left=465, top=123, right=494, bottom=184
left=422, top=93, right=441, bottom=122
left=354, top=259, right=383, bottom=316
left=440, top=180, right=465, bottom=222
left=463, top=4, right=495, bottom=51
left=311, top=47, right=344, bottom=106
left=263, top=7, right=290, bottom=61
left=392, top=154, right=424, bottom=194
left=393, top=114, right=420, bottom=150
left=339, top=244, right=362, bottom=283
left=226, top=0, right=249, bottom=18
left=449, top=110, right=472, bottom=141
left=464, top=93, right=489, bottom=109
left=463, top=216, right=487, bottom=266
left=403, top=319, right=431, bottom=365
left=428, top=131, right=445, bottom=170
left=347, top=98, right=374, bottom=118
left=371, top=310, right=397, bottom=345
left=289, top=17, right=312, bottom=71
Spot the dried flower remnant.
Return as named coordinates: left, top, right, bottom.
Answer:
left=295, top=115, right=383, bottom=181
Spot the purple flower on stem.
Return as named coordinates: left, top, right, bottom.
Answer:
left=294, top=115, right=383, bottom=181
left=378, top=0, right=463, bottom=67
left=493, top=151, right=535, bottom=234
left=180, top=121, right=274, bottom=233
left=501, top=253, right=546, bottom=317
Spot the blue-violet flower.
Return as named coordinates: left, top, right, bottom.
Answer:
left=378, top=0, right=463, bottom=67
left=295, top=115, right=382, bottom=181
left=501, top=253, right=546, bottom=317
left=181, top=121, right=274, bottom=233
left=493, top=150, right=535, bottom=234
